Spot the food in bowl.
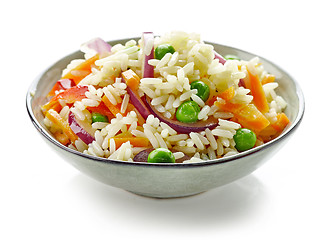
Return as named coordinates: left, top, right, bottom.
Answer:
left=41, top=31, right=290, bottom=164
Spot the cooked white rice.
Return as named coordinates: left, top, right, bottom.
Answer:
left=43, top=30, right=289, bottom=163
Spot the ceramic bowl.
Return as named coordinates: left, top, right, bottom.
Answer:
left=26, top=38, right=305, bottom=198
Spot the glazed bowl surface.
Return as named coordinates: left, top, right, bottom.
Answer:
left=26, top=38, right=304, bottom=198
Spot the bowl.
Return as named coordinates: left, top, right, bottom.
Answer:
left=26, top=38, right=305, bottom=198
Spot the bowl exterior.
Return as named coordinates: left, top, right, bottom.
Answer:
left=41, top=133, right=288, bottom=198
left=27, top=38, right=304, bottom=198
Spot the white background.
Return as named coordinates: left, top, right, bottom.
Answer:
left=1, top=0, right=327, bottom=239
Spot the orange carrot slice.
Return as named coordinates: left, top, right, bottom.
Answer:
left=53, top=131, right=70, bottom=145
left=125, top=103, right=145, bottom=125
left=46, top=109, right=77, bottom=142
left=102, top=95, right=122, bottom=117
left=246, top=65, right=269, bottom=113
left=207, top=86, right=235, bottom=106
left=214, top=99, right=244, bottom=112
left=235, top=104, right=270, bottom=133
left=271, top=113, right=290, bottom=132
left=218, top=86, right=235, bottom=101
left=111, top=136, right=150, bottom=149
left=258, top=113, right=290, bottom=142
left=102, top=95, right=145, bottom=125
left=261, top=74, right=275, bottom=85
left=62, top=54, right=99, bottom=85
left=215, top=100, right=270, bottom=133
left=122, top=69, right=140, bottom=91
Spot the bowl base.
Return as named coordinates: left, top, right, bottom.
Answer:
left=127, top=190, right=205, bottom=199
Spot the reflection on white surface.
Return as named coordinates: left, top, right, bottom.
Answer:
left=67, top=173, right=268, bottom=228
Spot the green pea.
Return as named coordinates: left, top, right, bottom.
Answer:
left=233, top=128, right=257, bottom=152
left=147, top=148, right=175, bottom=163
left=91, top=112, right=109, bottom=123
left=176, top=100, right=200, bottom=123
left=224, top=54, right=240, bottom=61
left=190, top=80, right=210, bottom=102
left=155, top=44, right=175, bottom=60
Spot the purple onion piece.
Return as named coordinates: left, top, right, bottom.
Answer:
left=144, top=97, right=218, bottom=134
left=133, top=148, right=154, bottom=162
left=125, top=87, right=152, bottom=120
left=58, top=78, right=75, bottom=89
left=142, top=32, right=154, bottom=78
left=68, top=111, right=95, bottom=145
left=133, top=148, right=190, bottom=163
left=238, top=78, right=246, bottom=88
left=214, top=50, right=226, bottom=65
left=82, top=37, right=112, bottom=55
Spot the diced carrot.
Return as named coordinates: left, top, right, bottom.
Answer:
left=206, top=86, right=235, bottom=106
left=246, top=65, right=269, bottom=113
left=102, top=96, right=145, bottom=125
left=258, top=113, right=290, bottom=142
left=214, top=98, right=244, bottom=112
left=47, top=82, right=63, bottom=97
left=49, top=102, right=63, bottom=113
left=258, top=113, right=289, bottom=142
left=218, top=86, right=235, bottom=101
left=259, top=125, right=278, bottom=137
left=102, top=95, right=122, bottom=117
left=53, top=131, right=70, bottom=145
left=207, top=87, right=235, bottom=106
left=234, top=104, right=270, bottom=133
left=125, top=103, right=145, bottom=125
left=261, top=74, right=275, bottom=85
left=42, top=99, right=61, bottom=113
left=62, top=54, right=99, bottom=85
left=46, top=109, right=77, bottom=142
left=102, top=94, right=146, bottom=125
left=271, top=113, right=290, bottom=132
left=122, top=69, right=141, bottom=91
left=110, top=136, right=150, bottom=149
left=258, top=125, right=279, bottom=143
left=215, top=100, right=270, bottom=133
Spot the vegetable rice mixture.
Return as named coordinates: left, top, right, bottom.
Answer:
left=42, top=31, right=290, bottom=163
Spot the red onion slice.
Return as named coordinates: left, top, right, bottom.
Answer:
left=133, top=148, right=190, bottom=163
left=214, top=50, right=226, bottom=65
left=238, top=78, right=246, bottom=88
left=126, top=87, right=152, bottom=120
left=122, top=76, right=152, bottom=120
left=68, top=111, right=95, bottom=145
left=142, top=32, right=154, bottom=78
left=133, top=148, right=154, bottom=162
left=58, top=78, right=75, bottom=90
left=81, top=37, right=112, bottom=56
left=144, top=97, right=218, bottom=134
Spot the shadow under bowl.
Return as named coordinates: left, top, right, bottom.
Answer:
left=26, top=38, right=305, bottom=198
